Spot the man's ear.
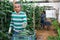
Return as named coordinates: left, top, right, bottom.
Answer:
left=14, top=8, right=15, bottom=11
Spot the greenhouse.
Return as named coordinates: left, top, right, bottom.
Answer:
left=0, top=0, right=60, bottom=40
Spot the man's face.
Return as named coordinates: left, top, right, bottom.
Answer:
left=14, top=4, right=21, bottom=12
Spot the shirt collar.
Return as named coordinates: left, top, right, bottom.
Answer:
left=14, top=11, right=22, bottom=14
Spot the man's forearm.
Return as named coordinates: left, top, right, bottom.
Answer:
left=8, top=27, right=12, bottom=34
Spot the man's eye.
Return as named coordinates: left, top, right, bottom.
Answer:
left=18, top=6, right=20, bottom=8
left=15, top=7, right=17, bottom=8
left=15, top=6, right=18, bottom=8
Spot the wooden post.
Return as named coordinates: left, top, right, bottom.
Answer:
left=33, top=6, right=35, bottom=30
left=13, top=0, right=16, bottom=11
left=13, top=0, right=16, bottom=5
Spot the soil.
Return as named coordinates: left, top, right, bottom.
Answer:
left=36, top=26, right=57, bottom=40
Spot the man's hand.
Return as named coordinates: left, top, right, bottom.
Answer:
left=8, top=27, right=12, bottom=34
left=23, top=22, right=27, bottom=28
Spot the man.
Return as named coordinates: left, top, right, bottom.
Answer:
left=41, top=11, right=46, bottom=29
left=8, top=3, right=27, bottom=40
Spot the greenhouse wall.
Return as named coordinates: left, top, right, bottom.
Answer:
left=35, top=2, right=60, bottom=23
left=58, top=9, right=60, bottom=23
left=46, top=10, right=56, bottom=18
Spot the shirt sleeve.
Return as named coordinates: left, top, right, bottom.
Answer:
left=22, top=12, right=27, bottom=27
left=23, top=12, right=27, bottom=23
left=10, top=14, right=13, bottom=28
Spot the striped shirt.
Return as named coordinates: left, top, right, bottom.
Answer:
left=10, top=11, right=27, bottom=31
